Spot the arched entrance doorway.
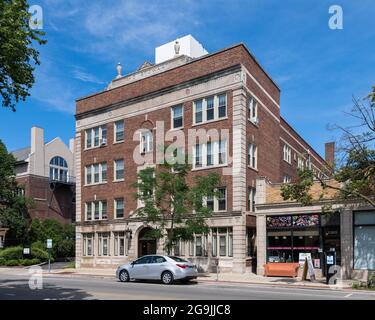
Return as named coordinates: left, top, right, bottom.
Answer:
left=138, top=227, right=157, bottom=257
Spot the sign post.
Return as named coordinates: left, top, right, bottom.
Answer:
left=214, top=258, right=219, bottom=281
left=47, top=239, right=52, bottom=273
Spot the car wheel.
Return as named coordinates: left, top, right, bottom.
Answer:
left=119, top=270, right=129, bottom=282
left=161, top=271, right=174, bottom=285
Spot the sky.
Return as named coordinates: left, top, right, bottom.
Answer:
left=0, top=0, right=374, bottom=157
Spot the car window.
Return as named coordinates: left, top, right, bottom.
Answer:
left=168, top=256, right=188, bottom=262
left=134, top=256, right=152, bottom=264
left=152, top=256, right=166, bottom=263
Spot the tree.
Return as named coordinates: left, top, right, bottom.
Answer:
left=281, top=86, right=375, bottom=209
left=0, top=139, right=31, bottom=245
left=133, top=151, right=221, bottom=255
left=0, top=0, right=46, bottom=111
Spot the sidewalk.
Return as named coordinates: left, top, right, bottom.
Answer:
left=47, top=267, right=353, bottom=290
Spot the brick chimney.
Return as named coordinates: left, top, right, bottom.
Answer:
left=325, top=142, right=335, bottom=165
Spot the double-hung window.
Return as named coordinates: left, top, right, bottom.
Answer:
left=115, top=198, right=124, bottom=218
left=218, top=94, right=227, bottom=118
left=83, top=233, right=94, bottom=256
left=283, top=144, right=292, bottom=164
left=206, top=141, right=213, bottom=166
left=248, top=143, right=257, bottom=169
left=86, top=125, right=107, bottom=148
left=114, top=120, right=124, bottom=142
left=114, top=159, right=124, bottom=181
left=217, top=188, right=227, bottom=211
left=283, top=175, right=291, bottom=184
left=85, top=201, right=107, bottom=221
left=85, top=162, right=107, bottom=185
left=98, top=233, right=110, bottom=256
left=194, top=99, right=203, bottom=124
left=193, top=140, right=227, bottom=169
left=218, top=140, right=227, bottom=165
left=206, top=96, right=214, bottom=121
left=248, top=96, right=258, bottom=123
left=140, top=130, right=153, bottom=153
left=195, top=144, right=202, bottom=168
left=211, top=228, right=233, bottom=257
left=171, top=105, right=183, bottom=129
left=248, top=187, right=256, bottom=212
left=114, top=232, right=126, bottom=256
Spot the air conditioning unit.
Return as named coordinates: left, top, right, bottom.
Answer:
left=100, top=138, right=107, bottom=146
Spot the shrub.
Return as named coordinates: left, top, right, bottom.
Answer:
left=0, top=246, right=23, bottom=260
left=5, top=259, right=20, bottom=266
left=19, top=258, right=40, bottom=266
left=0, top=257, right=6, bottom=265
left=31, top=247, right=51, bottom=262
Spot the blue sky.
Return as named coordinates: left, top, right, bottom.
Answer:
left=1, top=0, right=374, bottom=157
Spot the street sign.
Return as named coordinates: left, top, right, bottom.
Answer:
left=47, top=239, right=52, bottom=249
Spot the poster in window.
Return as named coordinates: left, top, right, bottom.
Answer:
left=292, top=214, right=320, bottom=227
left=266, top=216, right=292, bottom=228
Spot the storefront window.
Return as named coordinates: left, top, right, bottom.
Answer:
left=354, top=211, right=375, bottom=270
left=266, top=214, right=321, bottom=264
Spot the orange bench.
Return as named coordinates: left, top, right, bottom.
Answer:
left=264, top=263, right=300, bottom=277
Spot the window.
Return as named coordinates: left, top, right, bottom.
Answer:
left=297, top=156, right=305, bottom=170
left=85, top=162, right=107, bottom=185
left=211, top=228, right=233, bottom=257
left=114, top=232, right=126, bottom=256
left=194, top=144, right=202, bottom=168
left=248, top=187, right=256, bottom=212
left=195, top=236, right=202, bottom=256
left=171, top=105, right=183, bottom=129
left=206, top=141, right=213, bottom=166
left=193, top=140, right=227, bottom=169
left=98, top=232, right=110, bottom=256
left=189, top=240, right=194, bottom=256
left=206, top=96, right=214, bottom=121
left=49, top=156, right=68, bottom=182
left=194, top=99, right=203, bottom=124
left=248, top=143, right=257, bottom=169
left=354, top=211, right=375, bottom=270
left=115, top=198, right=124, bottom=219
left=83, top=233, right=94, bottom=256
left=114, top=159, right=124, bottom=181
left=114, top=120, right=124, bottom=142
left=283, top=144, right=292, bottom=164
left=85, top=201, right=107, bottom=221
left=283, top=175, right=291, bottom=184
left=140, top=130, right=153, bottom=153
left=205, top=187, right=227, bottom=212
left=248, top=96, right=258, bottom=123
left=218, top=94, right=227, bottom=118
left=217, top=188, right=227, bottom=211
left=85, top=125, right=107, bottom=149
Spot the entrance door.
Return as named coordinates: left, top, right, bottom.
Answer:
left=138, top=227, right=157, bottom=257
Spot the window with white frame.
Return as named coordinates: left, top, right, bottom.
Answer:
left=85, top=125, right=107, bottom=149
left=205, top=187, right=227, bottom=212
left=114, top=198, right=124, bottom=218
left=193, top=93, right=227, bottom=124
left=193, top=140, right=227, bottom=169
left=114, top=231, right=126, bottom=256
left=283, top=175, right=291, bottom=184
left=98, top=232, right=110, bottom=256
left=248, top=96, right=258, bottom=123
left=140, top=130, right=153, bottom=153
left=171, top=105, right=183, bottom=129
left=248, top=143, right=257, bottom=169
left=248, top=187, right=256, bottom=212
left=85, top=162, right=107, bottom=185
left=283, top=144, right=292, bottom=164
left=83, top=233, right=94, bottom=256
left=49, top=156, right=68, bottom=182
left=114, top=120, right=124, bottom=142
left=85, top=201, right=107, bottom=221
left=211, top=227, right=233, bottom=257
left=297, top=156, right=305, bottom=170
left=114, top=159, right=124, bottom=181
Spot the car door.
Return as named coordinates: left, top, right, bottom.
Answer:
left=129, top=256, right=151, bottom=279
left=148, top=256, right=167, bottom=280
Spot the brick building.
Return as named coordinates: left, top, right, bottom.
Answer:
left=11, top=127, right=76, bottom=227
left=75, top=35, right=331, bottom=272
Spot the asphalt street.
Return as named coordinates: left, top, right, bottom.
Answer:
left=0, top=269, right=374, bottom=300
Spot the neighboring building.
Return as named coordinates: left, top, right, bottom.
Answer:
left=255, top=177, right=375, bottom=281
left=0, top=228, right=8, bottom=248
left=11, top=126, right=76, bottom=225
left=75, top=35, right=330, bottom=272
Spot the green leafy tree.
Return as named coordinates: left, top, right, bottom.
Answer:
left=133, top=150, right=221, bottom=254
left=0, top=139, right=31, bottom=245
left=282, top=86, right=375, bottom=209
left=0, top=0, right=46, bottom=111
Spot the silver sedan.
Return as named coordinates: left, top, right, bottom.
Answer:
left=116, top=255, right=198, bottom=284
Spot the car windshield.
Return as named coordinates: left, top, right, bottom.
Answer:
left=168, top=256, right=188, bottom=262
